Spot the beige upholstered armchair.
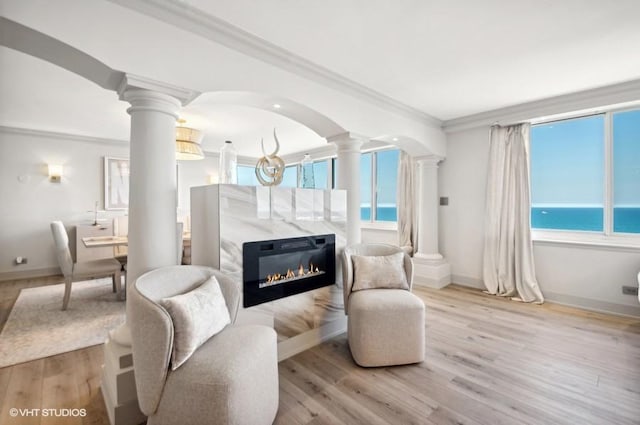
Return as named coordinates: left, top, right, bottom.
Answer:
left=342, top=244, right=425, bottom=367
left=128, top=265, right=279, bottom=425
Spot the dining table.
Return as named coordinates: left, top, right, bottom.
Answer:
left=82, top=235, right=129, bottom=248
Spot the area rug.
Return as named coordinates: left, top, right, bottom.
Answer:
left=0, top=278, right=125, bottom=368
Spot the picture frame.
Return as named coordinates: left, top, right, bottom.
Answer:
left=104, top=157, right=130, bottom=210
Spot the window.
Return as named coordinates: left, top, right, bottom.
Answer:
left=360, top=153, right=372, bottom=220
left=237, top=164, right=298, bottom=187
left=236, top=150, right=401, bottom=225
left=332, top=158, right=337, bottom=189
left=613, top=110, right=640, bottom=234
left=376, top=149, right=399, bottom=222
left=530, top=108, right=640, bottom=235
left=360, top=149, right=399, bottom=222
left=313, top=160, right=328, bottom=189
left=280, top=165, right=298, bottom=188
left=237, top=165, right=259, bottom=186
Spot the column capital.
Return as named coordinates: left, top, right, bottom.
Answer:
left=117, top=73, right=200, bottom=106
left=415, top=155, right=444, bottom=168
left=327, top=132, right=367, bottom=152
left=120, top=88, right=182, bottom=120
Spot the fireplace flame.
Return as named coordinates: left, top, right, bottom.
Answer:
left=264, top=262, right=324, bottom=286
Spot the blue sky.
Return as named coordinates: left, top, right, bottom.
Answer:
left=530, top=110, right=640, bottom=207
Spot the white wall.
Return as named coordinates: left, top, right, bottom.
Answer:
left=0, top=129, right=127, bottom=276
left=440, top=126, right=640, bottom=316
left=0, top=129, right=218, bottom=278
left=361, top=227, right=397, bottom=245
left=177, top=154, right=219, bottom=228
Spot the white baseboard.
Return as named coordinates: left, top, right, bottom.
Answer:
left=451, top=274, right=640, bottom=318
left=0, top=267, right=60, bottom=282
left=451, top=274, right=485, bottom=289
left=413, top=275, right=451, bottom=289
left=277, top=316, right=347, bottom=362
left=544, top=291, right=640, bottom=318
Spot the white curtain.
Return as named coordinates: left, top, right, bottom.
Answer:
left=397, top=151, right=417, bottom=254
left=483, top=124, right=544, bottom=303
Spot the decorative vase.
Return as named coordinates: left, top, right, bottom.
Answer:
left=299, top=153, right=315, bottom=188
left=219, top=140, right=237, bottom=184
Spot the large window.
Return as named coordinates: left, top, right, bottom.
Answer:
left=360, top=153, right=372, bottom=220
left=238, top=161, right=330, bottom=188
left=313, top=160, right=328, bottom=189
left=237, top=165, right=259, bottom=186
left=360, top=149, right=399, bottom=222
left=376, top=149, right=399, bottom=222
left=236, top=149, right=400, bottom=224
left=280, top=165, right=298, bottom=188
left=530, top=109, right=640, bottom=235
left=613, top=110, right=640, bottom=234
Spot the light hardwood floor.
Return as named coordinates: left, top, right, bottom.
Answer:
left=1, top=278, right=639, bottom=425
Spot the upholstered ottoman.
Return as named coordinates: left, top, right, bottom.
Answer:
left=347, top=288, right=425, bottom=367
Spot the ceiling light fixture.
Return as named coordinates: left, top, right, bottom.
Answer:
left=392, top=137, right=399, bottom=142
left=175, top=119, right=204, bottom=160
left=273, top=103, right=281, bottom=109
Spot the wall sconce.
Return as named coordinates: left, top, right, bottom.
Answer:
left=48, top=164, right=63, bottom=182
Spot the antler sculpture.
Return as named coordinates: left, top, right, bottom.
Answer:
left=255, top=128, right=285, bottom=186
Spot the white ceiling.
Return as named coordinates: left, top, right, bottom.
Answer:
left=2, top=0, right=640, bottom=155
left=186, top=0, right=640, bottom=120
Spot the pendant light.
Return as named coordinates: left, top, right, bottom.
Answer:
left=175, top=119, right=204, bottom=160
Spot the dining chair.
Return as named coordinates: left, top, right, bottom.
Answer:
left=113, top=216, right=128, bottom=265
left=50, top=221, right=123, bottom=310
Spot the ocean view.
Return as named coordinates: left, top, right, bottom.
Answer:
left=362, top=206, right=640, bottom=232
left=531, top=207, right=640, bottom=233
left=361, top=206, right=397, bottom=222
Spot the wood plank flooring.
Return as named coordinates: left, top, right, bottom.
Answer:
left=1, top=278, right=639, bottom=425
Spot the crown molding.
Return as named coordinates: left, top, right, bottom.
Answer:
left=0, top=125, right=129, bottom=146
left=107, top=0, right=441, bottom=127
left=443, top=79, right=640, bottom=133
left=0, top=125, right=238, bottom=159
left=280, top=144, right=337, bottom=165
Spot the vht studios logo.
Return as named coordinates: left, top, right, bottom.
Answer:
left=9, top=408, right=87, bottom=417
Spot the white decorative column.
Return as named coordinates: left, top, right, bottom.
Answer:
left=121, top=89, right=179, bottom=284
left=329, top=132, right=365, bottom=245
left=413, top=156, right=451, bottom=289
left=102, top=75, right=199, bottom=425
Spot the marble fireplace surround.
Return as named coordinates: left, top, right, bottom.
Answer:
left=191, top=184, right=347, bottom=360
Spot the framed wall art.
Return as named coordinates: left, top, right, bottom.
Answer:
left=104, top=157, right=130, bottom=210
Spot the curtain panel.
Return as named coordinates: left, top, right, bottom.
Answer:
left=397, top=151, right=417, bottom=254
left=483, top=124, right=544, bottom=303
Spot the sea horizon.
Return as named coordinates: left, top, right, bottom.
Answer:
left=531, top=206, right=640, bottom=233
left=531, top=204, right=640, bottom=208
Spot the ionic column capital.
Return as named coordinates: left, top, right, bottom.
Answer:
left=117, top=73, right=200, bottom=106
left=120, top=88, right=182, bottom=120
left=327, top=132, right=367, bottom=153
left=415, top=155, right=444, bottom=169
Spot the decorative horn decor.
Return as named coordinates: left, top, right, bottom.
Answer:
left=255, top=128, right=286, bottom=186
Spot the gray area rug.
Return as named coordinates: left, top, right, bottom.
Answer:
left=0, top=278, right=125, bottom=368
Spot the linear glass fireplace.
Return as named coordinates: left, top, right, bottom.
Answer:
left=243, top=234, right=336, bottom=308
